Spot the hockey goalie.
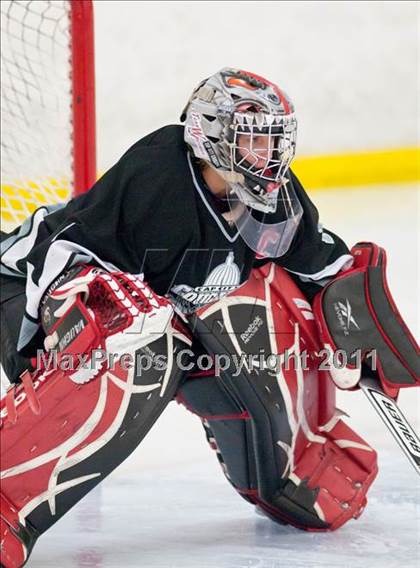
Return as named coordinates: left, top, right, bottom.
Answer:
left=1, top=68, right=418, bottom=567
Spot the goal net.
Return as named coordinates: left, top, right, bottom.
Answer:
left=1, top=0, right=96, bottom=232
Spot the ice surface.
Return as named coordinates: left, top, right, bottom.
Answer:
left=27, top=391, right=420, bottom=568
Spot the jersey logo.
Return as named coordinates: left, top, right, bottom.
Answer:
left=171, top=252, right=241, bottom=313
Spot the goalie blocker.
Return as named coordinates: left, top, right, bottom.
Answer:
left=313, top=241, right=419, bottom=396
left=0, top=267, right=191, bottom=568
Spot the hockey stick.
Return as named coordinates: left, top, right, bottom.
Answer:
left=360, top=377, right=420, bottom=476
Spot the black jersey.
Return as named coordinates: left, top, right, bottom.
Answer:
left=1, top=125, right=352, bottom=353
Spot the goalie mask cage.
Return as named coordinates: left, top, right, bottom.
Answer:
left=1, top=0, right=96, bottom=232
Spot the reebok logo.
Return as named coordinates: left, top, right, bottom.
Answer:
left=334, top=298, right=360, bottom=336
left=240, top=315, right=263, bottom=344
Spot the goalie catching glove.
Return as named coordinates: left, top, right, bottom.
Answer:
left=0, top=266, right=190, bottom=568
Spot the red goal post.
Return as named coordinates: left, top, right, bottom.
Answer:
left=71, top=0, right=96, bottom=197
left=1, top=0, right=96, bottom=231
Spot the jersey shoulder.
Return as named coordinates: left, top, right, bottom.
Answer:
left=114, top=125, right=190, bottom=187
left=121, top=124, right=186, bottom=158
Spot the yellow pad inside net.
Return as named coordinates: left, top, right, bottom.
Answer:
left=1, top=1, right=74, bottom=232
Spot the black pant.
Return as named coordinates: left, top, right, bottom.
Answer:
left=0, top=274, right=34, bottom=383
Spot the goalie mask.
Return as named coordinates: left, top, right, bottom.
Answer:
left=182, top=67, right=302, bottom=258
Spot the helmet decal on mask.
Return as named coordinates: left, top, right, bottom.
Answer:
left=185, top=111, right=218, bottom=164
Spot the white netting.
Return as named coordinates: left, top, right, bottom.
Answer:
left=1, top=0, right=73, bottom=232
